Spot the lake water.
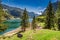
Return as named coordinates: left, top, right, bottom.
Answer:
left=0, top=18, right=32, bottom=35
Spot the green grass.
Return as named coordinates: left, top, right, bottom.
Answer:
left=37, top=22, right=45, bottom=27
left=1, top=29, right=60, bottom=40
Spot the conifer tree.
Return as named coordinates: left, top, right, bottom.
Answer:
left=21, top=8, right=29, bottom=32
left=32, top=16, right=37, bottom=31
left=44, top=1, right=55, bottom=29
left=56, top=0, right=60, bottom=30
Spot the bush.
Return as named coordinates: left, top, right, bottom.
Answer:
left=0, top=24, right=8, bottom=32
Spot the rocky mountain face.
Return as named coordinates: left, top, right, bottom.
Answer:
left=2, top=4, right=38, bottom=19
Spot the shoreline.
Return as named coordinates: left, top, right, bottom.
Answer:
left=2, top=27, right=21, bottom=37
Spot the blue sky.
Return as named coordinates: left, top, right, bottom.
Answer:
left=2, top=0, right=57, bottom=15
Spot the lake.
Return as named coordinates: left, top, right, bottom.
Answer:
left=0, top=18, right=33, bottom=35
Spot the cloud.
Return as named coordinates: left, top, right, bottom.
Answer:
left=19, top=6, right=46, bottom=15
left=34, top=7, right=46, bottom=15
left=17, top=5, right=46, bottom=15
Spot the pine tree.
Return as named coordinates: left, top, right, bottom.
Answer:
left=44, top=1, right=55, bottom=29
left=21, top=8, right=29, bottom=32
left=32, top=16, right=37, bottom=31
left=56, top=0, right=60, bottom=30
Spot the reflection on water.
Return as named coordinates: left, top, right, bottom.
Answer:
left=0, top=19, right=21, bottom=35
left=0, top=18, right=32, bottom=35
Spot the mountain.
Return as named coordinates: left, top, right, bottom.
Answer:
left=28, top=12, right=39, bottom=18
left=2, top=4, right=39, bottom=18
left=42, top=2, right=58, bottom=15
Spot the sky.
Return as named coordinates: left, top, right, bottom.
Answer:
left=2, top=0, right=57, bottom=15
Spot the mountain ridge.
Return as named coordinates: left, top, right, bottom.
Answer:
left=42, top=2, right=58, bottom=15
left=2, top=4, right=39, bottom=19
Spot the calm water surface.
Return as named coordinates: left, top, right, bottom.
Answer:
left=0, top=18, right=32, bottom=35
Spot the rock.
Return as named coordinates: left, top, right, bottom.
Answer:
left=17, top=33, right=23, bottom=38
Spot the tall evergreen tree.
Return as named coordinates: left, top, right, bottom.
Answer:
left=21, top=8, right=29, bottom=32
left=56, top=0, right=60, bottom=30
left=32, top=16, right=37, bottom=31
left=44, top=1, right=55, bottom=29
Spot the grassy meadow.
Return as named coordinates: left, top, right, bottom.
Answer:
left=0, top=29, right=60, bottom=40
